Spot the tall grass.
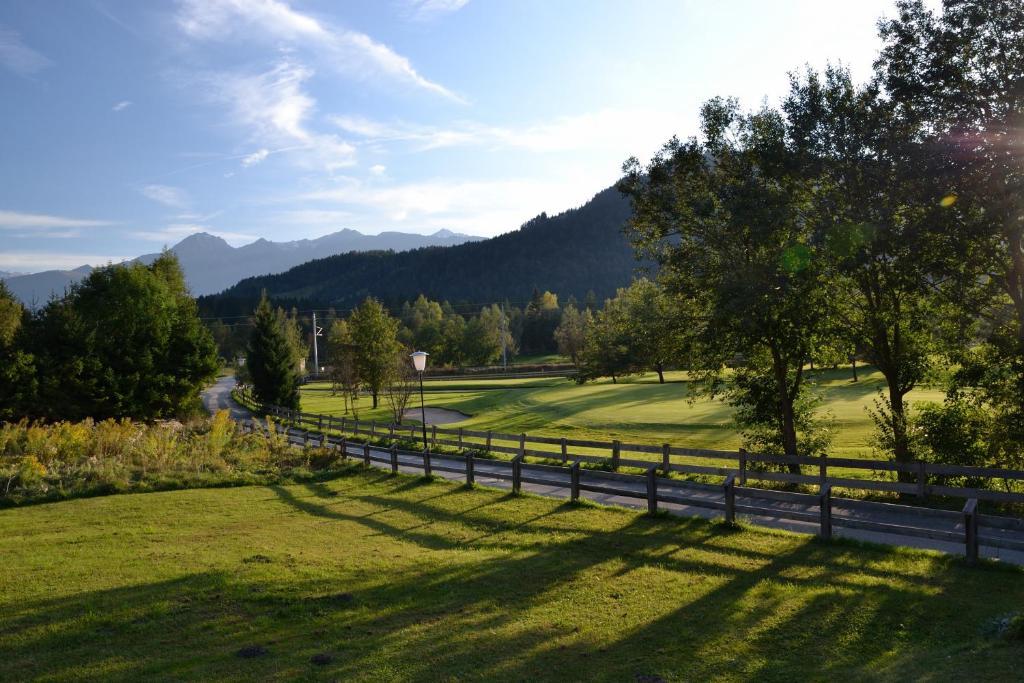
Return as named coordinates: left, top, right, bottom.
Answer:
left=0, top=411, right=338, bottom=506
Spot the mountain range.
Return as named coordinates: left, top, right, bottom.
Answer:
left=1, top=228, right=483, bottom=305
left=199, top=185, right=642, bottom=317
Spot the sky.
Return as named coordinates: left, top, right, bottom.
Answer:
left=0, top=0, right=913, bottom=273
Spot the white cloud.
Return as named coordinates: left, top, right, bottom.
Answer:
left=298, top=170, right=613, bottom=236
left=370, top=164, right=386, bottom=176
left=332, top=108, right=685, bottom=157
left=199, top=59, right=356, bottom=171
left=131, top=223, right=258, bottom=245
left=176, top=0, right=461, bottom=101
left=0, top=25, right=51, bottom=76
left=0, top=252, right=130, bottom=272
left=112, top=100, right=133, bottom=112
left=241, top=148, right=270, bottom=166
left=402, top=0, right=471, bottom=21
left=141, top=184, right=190, bottom=208
left=0, top=210, right=114, bottom=230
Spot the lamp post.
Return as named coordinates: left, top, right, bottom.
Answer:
left=410, top=351, right=429, bottom=450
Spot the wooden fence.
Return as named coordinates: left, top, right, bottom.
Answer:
left=241, top=397, right=1024, bottom=508
left=238, top=416, right=1024, bottom=564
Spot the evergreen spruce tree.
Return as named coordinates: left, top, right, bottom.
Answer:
left=247, top=292, right=302, bottom=409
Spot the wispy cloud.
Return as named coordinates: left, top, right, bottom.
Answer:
left=0, top=210, right=114, bottom=230
left=401, top=0, right=471, bottom=21
left=0, top=25, right=51, bottom=76
left=131, top=223, right=258, bottom=245
left=140, top=184, right=189, bottom=208
left=196, top=59, right=356, bottom=171
left=112, top=100, right=133, bottom=112
left=176, top=0, right=462, bottom=102
left=370, top=164, right=386, bottom=176
left=331, top=108, right=684, bottom=155
left=0, top=251, right=130, bottom=272
left=241, top=148, right=270, bottom=166
left=297, top=171, right=612, bottom=234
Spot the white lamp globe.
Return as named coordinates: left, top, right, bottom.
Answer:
left=410, top=351, right=429, bottom=373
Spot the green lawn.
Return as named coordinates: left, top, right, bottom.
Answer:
left=301, top=366, right=946, bottom=458
left=1, top=468, right=1020, bottom=681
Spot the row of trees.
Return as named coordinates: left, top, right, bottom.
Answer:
left=614, top=0, right=1024, bottom=473
left=0, top=255, right=219, bottom=421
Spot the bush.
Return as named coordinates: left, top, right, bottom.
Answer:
left=0, top=411, right=340, bottom=506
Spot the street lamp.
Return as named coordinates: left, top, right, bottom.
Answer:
left=410, top=351, right=429, bottom=449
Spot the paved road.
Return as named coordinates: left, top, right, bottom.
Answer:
left=202, top=380, right=1024, bottom=566
left=202, top=375, right=253, bottom=421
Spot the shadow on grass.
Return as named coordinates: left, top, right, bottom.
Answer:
left=2, top=473, right=1022, bottom=682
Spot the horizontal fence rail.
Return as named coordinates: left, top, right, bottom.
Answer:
left=234, top=392, right=1024, bottom=509
left=237, top=415, right=1024, bottom=564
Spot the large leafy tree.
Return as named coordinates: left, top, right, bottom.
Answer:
left=247, top=291, right=304, bottom=410
left=31, top=253, right=218, bottom=420
left=783, top=66, right=963, bottom=469
left=621, top=99, right=835, bottom=467
left=349, top=297, right=402, bottom=408
left=875, top=0, right=1024, bottom=463
left=554, top=302, right=592, bottom=371
left=0, top=282, right=35, bottom=421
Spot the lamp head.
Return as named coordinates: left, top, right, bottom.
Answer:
left=410, top=350, right=428, bottom=373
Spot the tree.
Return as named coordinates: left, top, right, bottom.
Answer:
left=0, top=282, right=34, bottom=421
left=783, top=65, right=956, bottom=470
left=384, top=351, right=417, bottom=425
left=521, top=288, right=561, bottom=355
left=349, top=297, right=402, bottom=408
left=247, top=291, right=303, bottom=410
left=579, top=292, right=636, bottom=383
left=619, top=279, right=686, bottom=383
left=30, top=253, right=218, bottom=421
left=553, top=302, right=591, bottom=371
left=621, top=99, right=835, bottom=470
left=874, top=0, right=1024, bottom=467
left=326, top=319, right=361, bottom=417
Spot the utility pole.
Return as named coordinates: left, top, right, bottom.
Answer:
left=501, top=302, right=508, bottom=371
left=312, top=312, right=323, bottom=377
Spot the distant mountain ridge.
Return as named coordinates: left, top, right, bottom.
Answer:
left=200, top=185, right=643, bottom=317
left=2, top=228, right=484, bottom=305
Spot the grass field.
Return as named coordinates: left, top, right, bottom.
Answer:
left=1, top=467, right=1020, bottom=681
left=301, top=366, right=946, bottom=458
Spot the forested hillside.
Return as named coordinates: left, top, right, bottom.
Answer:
left=198, top=186, right=638, bottom=316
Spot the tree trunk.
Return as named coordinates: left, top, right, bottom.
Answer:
left=851, top=356, right=858, bottom=382
left=656, top=363, right=665, bottom=384
left=611, top=374, right=617, bottom=384
left=372, top=390, right=378, bottom=409
left=771, top=350, right=802, bottom=475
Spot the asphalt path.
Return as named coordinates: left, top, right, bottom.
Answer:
left=202, top=379, right=1024, bottom=566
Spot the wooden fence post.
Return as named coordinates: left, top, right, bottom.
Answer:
left=917, top=461, right=927, bottom=500
left=485, top=430, right=492, bottom=453
left=370, top=421, right=376, bottom=438
left=390, top=444, right=398, bottom=474
left=819, top=484, right=832, bottom=539
left=561, top=437, right=568, bottom=463
left=465, top=451, right=475, bottom=485
left=646, top=466, right=658, bottom=514
left=340, top=416, right=347, bottom=434
left=818, top=455, right=827, bottom=487
left=519, top=433, right=526, bottom=457
left=662, top=443, right=671, bottom=475
left=363, top=442, right=371, bottom=467
left=739, top=448, right=748, bottom=486
left=570, top=461, right=581, bottom=502
left=612, top=440, right=621, bottom=471
left=320, top=430, right=327, bottom=449
left=388, top=424, right=395, bottom=441
left=963, top=498, right=979, bottom=565
left=423, top=448, right=432, bottom=477
left=723, top=474, right=736, bottom=525
left=318, top=414, right=323, bottom=431
left=458, top=427, right=465, bottom=451
left=431, top=425, right=437, bottom=447
left=512, top=453, right=524, bottom=494
left=340, top=437, right=347, bottom=461
left=303, top=430, right=310, bottom=447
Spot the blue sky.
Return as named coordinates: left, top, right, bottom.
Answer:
left=0, top=0, right=909, bottom=273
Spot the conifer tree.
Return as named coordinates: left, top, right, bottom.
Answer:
left=247, top=292, right=302, bottom=409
